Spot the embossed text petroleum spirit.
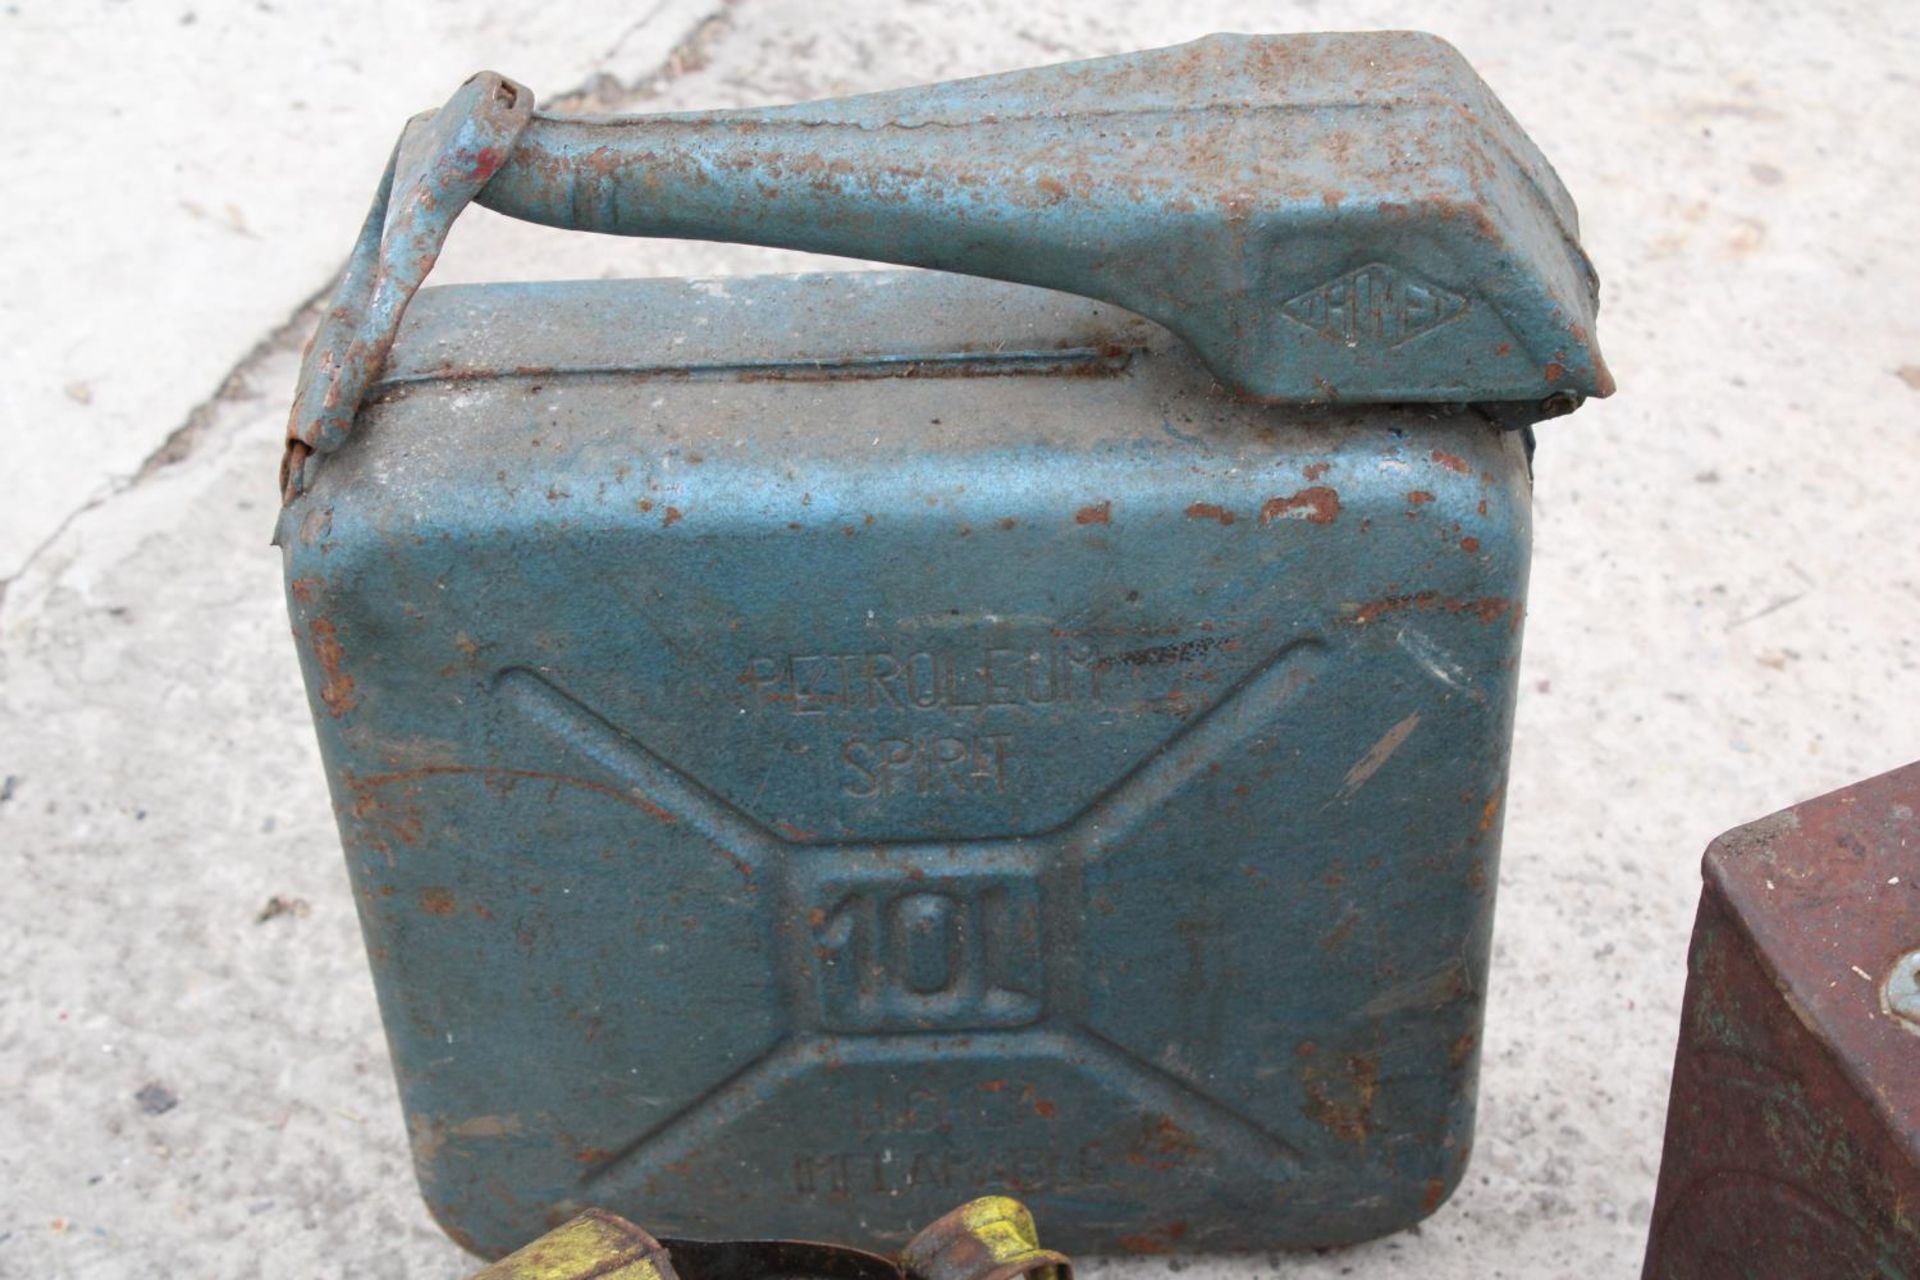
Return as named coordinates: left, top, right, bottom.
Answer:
left=740, top=641, right=1109, bottom=715
left=742, top=641, right=1125, bottom=800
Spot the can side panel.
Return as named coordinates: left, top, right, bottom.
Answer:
left=283, top=562, right=794, bottom=1263
left=281, top=274, right=1534, bottom=1257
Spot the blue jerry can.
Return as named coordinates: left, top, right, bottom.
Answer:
left=278, top=32, right=1609, bottom=1260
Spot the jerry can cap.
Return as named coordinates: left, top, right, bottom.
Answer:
left=284, top=32, right=1609, bottom=500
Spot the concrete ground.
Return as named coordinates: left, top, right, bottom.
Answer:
left=2, top=0, right=1916, bottom=1275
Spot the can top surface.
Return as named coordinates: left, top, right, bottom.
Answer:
left=318, top=267, right=1529, bottom=494
left=374, top=271, right=1156, bottom=404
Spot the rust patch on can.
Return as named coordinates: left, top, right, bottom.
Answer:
left=1184, top=502, right=1235, bottom=525
left=297, top=504, right=332, bottom=546
left=1259, top=486, right=1341, bottom=526
left=1074, top=500, right=1111, bottom=525
left=1348, top=593, right=1512, bottom=627
left=1115, top=1223, right=1187, bottom=1255
left=339, top=767, right=742, bottom=884
left=1122, top=1114, right=1204, bottom=1172
left=1300, top=1050, right=1380, bottom=1144
left=308, top=617, right=359, bottom=717
left=1430, top=449, right=1470, bottom=474
left=1477, top=789, right=1503, bottom=834
left=1448, top=1032, right=1477, bottom=1068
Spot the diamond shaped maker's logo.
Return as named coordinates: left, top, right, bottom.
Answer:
left=1282, top=262, right=1466, bottom=348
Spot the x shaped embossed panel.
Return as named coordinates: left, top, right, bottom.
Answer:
left=492, top=635, right=1330, bottom=1206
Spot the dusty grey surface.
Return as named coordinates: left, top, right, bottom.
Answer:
left=3, top=1, right=1918, bottom=1276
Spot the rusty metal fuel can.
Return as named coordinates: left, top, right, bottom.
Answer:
left=278, top=33, right=1610, bottom=1259
left=1642, top=762, right=1920, bottom=1277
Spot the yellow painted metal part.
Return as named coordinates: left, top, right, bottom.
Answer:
left=902, top=1197, right=1072, bottom=1280
left=956, top=1198, right=1045, bottom=1266
left=467, top=1196, right=1067, bottom=1280
left=470, top=1209, right=674, bottom=1280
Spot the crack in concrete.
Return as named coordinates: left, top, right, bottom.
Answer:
left=0, top=0, right=744, bottom=622
left=0, top=294, right=323, bottom=620
left=554, top=0, right=740, bottom=112
left=0, top=496, right=104, bottom=619
left=131, top=295, right=325, bottom=487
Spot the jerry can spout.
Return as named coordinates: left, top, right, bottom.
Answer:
left=476, top=32, right=1609, bottom=409
left=283, top=33, right=1612, bottom=502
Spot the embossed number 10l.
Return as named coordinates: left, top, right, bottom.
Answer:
left=811, top=878, right=1045, bottom=1034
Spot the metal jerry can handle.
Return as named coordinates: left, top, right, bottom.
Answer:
left=283, top=32, right=1611, bottom=500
